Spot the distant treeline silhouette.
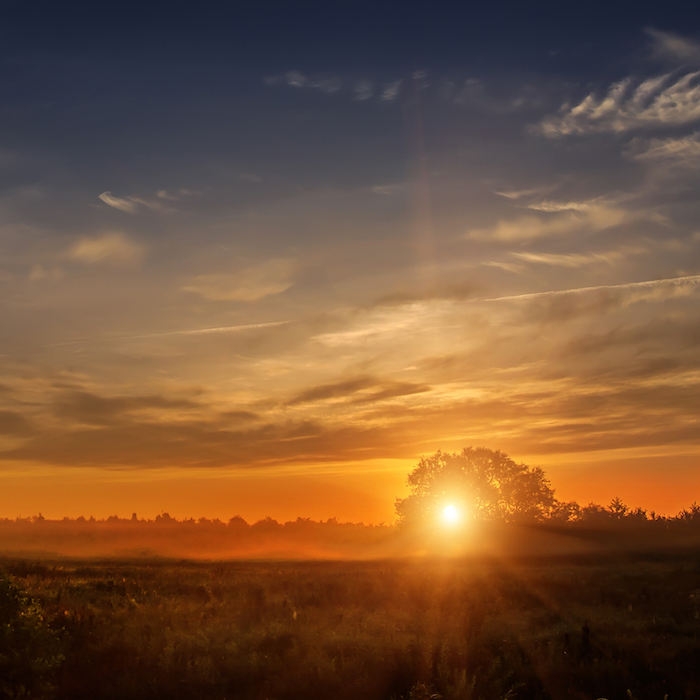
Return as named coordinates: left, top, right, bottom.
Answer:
left=2, top=447, right=698, bottom=558
left=4, top=499, right=700, bottom=529
left=0, top=515, right=395, bottom=559
left=1, top=500, right=700, bottom=559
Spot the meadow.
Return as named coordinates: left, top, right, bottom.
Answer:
left=3, top=547, right=700, bottom=700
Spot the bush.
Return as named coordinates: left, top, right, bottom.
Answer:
left=0, top=574, right=64, bottom=699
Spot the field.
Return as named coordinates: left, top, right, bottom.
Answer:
left=3, top=548, right=700, bottom=700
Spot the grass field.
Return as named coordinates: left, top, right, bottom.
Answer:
left=2, top=549, right=700, bottom=700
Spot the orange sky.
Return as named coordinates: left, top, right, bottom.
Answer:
left=2, top=448, right=698, bottom=523
left=2, top=22, right=700, bottom=523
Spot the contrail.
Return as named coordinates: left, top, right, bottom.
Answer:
left=48, top=320, right=290, bottom=347
left=122, top=320, right=290, bottom=339
left=475, top=274, right=700, bottom=303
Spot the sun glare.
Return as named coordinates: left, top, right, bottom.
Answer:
left=442, top=504, right=460, bottom=525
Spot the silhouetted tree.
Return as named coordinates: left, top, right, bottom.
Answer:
left=395, top=447, right=555, bottom=526
left=580, top=502, right=610, bottom=524
left=608, top=496, right=628, bottom=519
left=549, top=499, right=582, bottom=523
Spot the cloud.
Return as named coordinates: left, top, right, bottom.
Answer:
left=47, top=321, right=291, bottom=348
left=353, top=80, right=374, bottom=101
left=510, top=245, right=646, bottom=268
left=99, top=191, right=174, bottom=214
left=287, top=376, right=377, bottom=405
left=369, top=281, right=477, bottom=308
left=284, top=71, right=307, bottom=87
left=0, top=392, right=412, bottom=469
left=525, top=199, right=601, bottom=212
left=562, top=315, right=700, bottom=358
left=68, top=232, right=144, bottom=266
left=182, top=258, right=298, bottom=302
left=516, top=288, right=633, bottom=324
left=535, top=71, right=700, bottom=136
left=515, top=381, right=700, bottom=455
left=267, top=71, right=343, bottom=94
left=467, top=204, right=628, bottom=241
left=287, top=375, right=429, bottom=406
left=28, top=264, right=63, bottom=281
left=627, top=131, right=700, bottom=166
left=53, top=391, right=202, bottom=426
left=314, top=314, right=421, bottom=348
left=482, top=261, right=526, bottom=274
left=264, top=71, right=406, bottom=103
left=0, top=410, right=35, bottom=436
left=646, top=28, right=700, bottom=64
left=495, top=186, right=554, bottom=200
left=98, top=191, right=138, bottom=213
left=475, top=273, right=700, bottom=304
left=380, top=80, right=402, bottom=101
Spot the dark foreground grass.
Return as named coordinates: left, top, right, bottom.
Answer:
left=2, top=550, right=700, bottom=700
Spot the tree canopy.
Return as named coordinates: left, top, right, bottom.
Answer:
left=395, top=447, right=555, bottom=526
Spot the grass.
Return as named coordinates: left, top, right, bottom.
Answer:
left=1, top=550, right=700, bottom=699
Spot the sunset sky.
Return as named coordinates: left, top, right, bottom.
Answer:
left=1, top=2, right=700, bottom=523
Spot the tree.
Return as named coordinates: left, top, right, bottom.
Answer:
left=608, top=496, right=628, bottom=519
left=549, top=499, right=582, bottom=523
left=395, top=447, right=555, bottom=526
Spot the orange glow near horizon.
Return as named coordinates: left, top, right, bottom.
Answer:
left=1, top=448, right=699, bottom=524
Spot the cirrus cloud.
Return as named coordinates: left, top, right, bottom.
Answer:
left=535, top=71, right=700, bottom=137
left=68, top=232, right=144, bottom=266
left=182, top=258, right=298, bottom=302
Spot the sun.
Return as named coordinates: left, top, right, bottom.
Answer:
left=442, top=504, right=460, bottom=525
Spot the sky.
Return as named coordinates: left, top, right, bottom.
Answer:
left=1, top=1, right=700, bottom=522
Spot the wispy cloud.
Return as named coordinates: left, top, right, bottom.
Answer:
left=28, top=264, right=63, bottom=281
left=371, top=183, right=406, bottom=195
left=353, top=80, right=374, bottom=101
left=536, top=71, right=700, bottom=136
left=182, top=259, right=298, bottom=302
left=646, top=28, right=700, bottom=64
left=286, top=375, right=429, bottom=406
left=627, top=131, right=700, bottom=166
left=467, top=204, right=628, bottom=241
left=475, top=274, right=700, bottom=303
left=99, top=191, right=174, bottom=214
left=234, top=172, right=263, bottom=184
left=265, top=71, right=343, bottom=94
left=0, top=387, right=409, bottom=468
left=526, top=198, right=602, bottom=212
left=369, top=281, right=477, bottom=309
left=380, top=80, right=402, bottom=101
left=98, top=191, right=138, bottom=213
left=48, top=321, right=290, bottom=348
left=67, top=232, right=144, bottom=266
left=495, top=186, right=555, bottom=200
left=117, top=321, right=291, bottom=341
left=510, top=245, right=646, bottom=268
left=264, top=71, right=405, bottom=103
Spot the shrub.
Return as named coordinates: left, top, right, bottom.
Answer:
left=0, top=573, right=64, bottom=699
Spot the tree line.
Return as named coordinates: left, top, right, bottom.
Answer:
left=395, top=447, right=700, bottom=527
